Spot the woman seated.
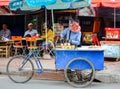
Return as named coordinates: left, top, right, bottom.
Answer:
left=41, top=26, right=54, bottom=47
left=40, top=26, right=54, bottom=57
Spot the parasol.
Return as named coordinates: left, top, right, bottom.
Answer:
left=9, top=0, right=41, bottom=11
left=9, top=0, right=91, bottom=48
left=9, top=0, right=91, bottom=31
left=9, top=0, right=91, bottom=10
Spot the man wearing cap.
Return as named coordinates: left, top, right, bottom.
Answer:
left=24, top=23, right=38, bottom=37
left=60, top=22, right=81, bottom=46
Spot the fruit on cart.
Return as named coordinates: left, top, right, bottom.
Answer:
left=60, top=43, right=75, bottom=49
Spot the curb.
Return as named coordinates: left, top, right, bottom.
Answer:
left=0, top=69, right=65, bottom=81
left=95, top=73, right=120, bottom=83
left=1, top=69, right=120, bottom=83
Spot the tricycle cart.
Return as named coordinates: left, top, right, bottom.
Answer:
left=7, top=46, right=104, bottom=88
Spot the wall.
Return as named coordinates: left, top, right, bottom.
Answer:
left=0, top=15, right=25, bottom=36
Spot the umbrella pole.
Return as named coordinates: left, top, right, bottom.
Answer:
left=114, top=8, right=116, bottom=28
left=51, top=10, right=55, bottom=41
left=45, top=9, right=48, bottom=49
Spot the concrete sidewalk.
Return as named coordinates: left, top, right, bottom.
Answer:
left=0, top=57, right=120, bottom=83
left=0, top=57, right=64, bottom=80
left=95, top=60, right=120, bottom=83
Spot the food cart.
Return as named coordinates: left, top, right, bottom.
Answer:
left=7, top=45, right=104, bottom=88
left=7, top=0, right=105, bottom=88
left=101, top=28, right=120, bottom=61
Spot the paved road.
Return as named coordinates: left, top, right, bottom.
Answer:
left=0, top=75, right=120, bottom=89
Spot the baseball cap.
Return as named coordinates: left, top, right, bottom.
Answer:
left=28, top=23, right=33, bottom=26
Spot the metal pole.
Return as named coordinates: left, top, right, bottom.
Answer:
left=24, top=15, right=27, bottom=32
left=45, top=9, right=47, bottom=49
left=51, top=10, right=55, bottom=38
left=114, top=8, right=116, bottom=28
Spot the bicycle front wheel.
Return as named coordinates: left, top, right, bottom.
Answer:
left=6, top=55, right=34, bottom=83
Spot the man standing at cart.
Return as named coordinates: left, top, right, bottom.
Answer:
left=60, top=21, right=81, bottom=47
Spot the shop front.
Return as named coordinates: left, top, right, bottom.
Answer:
left=91, top=0, right=120, bottom=61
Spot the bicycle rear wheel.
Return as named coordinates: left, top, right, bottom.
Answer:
left=6, top=55, right=34, bottom=83
left=64, top=58, right=95, bottom=88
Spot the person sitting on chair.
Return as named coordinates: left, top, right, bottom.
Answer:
left=40, top=26, right=54, bottom=58
left=24, top=23, right=38, bottom=37
left=0, top=24, right=11, bottom=39
left=41, top=26, right=54, bottom=47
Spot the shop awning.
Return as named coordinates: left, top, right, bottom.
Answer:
left=0, top=0, right=13, bottom=15
left=91, top=0, right=101, bottom=7
left=92, top=0, right=120, bottom=8
left=0, top=0, right=11, bottom=6
left=92, top=0, right=120, bottom=28
left=102, top=0, right=120, bottom=8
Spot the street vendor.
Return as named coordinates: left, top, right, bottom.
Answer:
left=60, top=21, right=81, bottom=46
left=24, top=23, right=38, bottom=37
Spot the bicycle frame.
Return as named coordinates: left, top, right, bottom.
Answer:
left=20, top=50, right=43, bottom=74
left=19, top=45, right=55, bottom=74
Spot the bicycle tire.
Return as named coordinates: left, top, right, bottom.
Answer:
left=6, top=55, right=34, bottom=83
left=64, top=57, right=95, bottom=88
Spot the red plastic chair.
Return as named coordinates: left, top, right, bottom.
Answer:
left=11, top=36, right=25, bottom=55
left=92, top=34, right=100, bottom=46
left=25, top=37, right=38, bottom=49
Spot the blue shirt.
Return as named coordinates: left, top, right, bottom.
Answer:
left=0, top=29, right=11, bottom=39
left=60, top=28, right=81, bottom=46
left=24, top=29, right=38, bottom=37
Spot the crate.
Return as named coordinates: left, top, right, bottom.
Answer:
left=105, top=28, right=120, bottom=39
